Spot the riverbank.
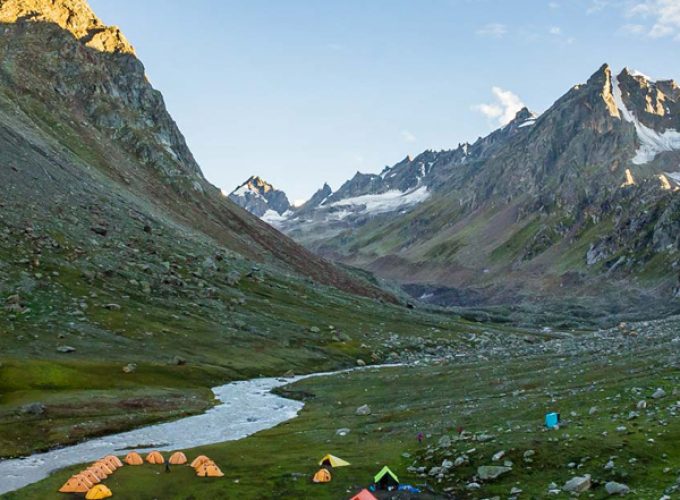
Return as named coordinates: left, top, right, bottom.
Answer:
left=5, top=317, right=680, bottom=499
left=0, top=365, right=402, bottom=495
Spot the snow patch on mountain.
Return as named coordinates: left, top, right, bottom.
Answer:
left=232, top=183, right=255, bottom=198
left=612, top=73, right=680, bottom=165
left=329, top=186, right=430, bottom=218
left=665, top=171, right=680, bottom=185
left=262, top=210, right=292, bottom=224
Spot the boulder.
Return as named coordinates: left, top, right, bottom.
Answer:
left=20, top=402, right=45, bottom=416
left=477, top=465, right=512, bottom=481
left=355, top=404, right=371, bottom=416
left=652, top=388, right=666, bottom=399
left=438, top=435, right=452, bottom=448
left=605, top=481, right=630, bottom=495
left=563, top=474, right=591, bottom=493
left=122, top=363, right=137, bottom=373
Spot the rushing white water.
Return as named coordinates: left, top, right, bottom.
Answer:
left=0, top=366, right=392, bottom=494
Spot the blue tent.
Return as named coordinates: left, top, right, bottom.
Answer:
left=545, top=412, right=560, bottom=429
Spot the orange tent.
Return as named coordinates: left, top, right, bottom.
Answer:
left=91, top=463, right=113, bottom=477
left=169, top=451, right=187, bottom=465
left=191, top=455, right=211, bottom=469
left=100, top=457, right=119, bottom=470
left=104, top=455, right=124, bottom=468
left=351, top=489, right=378, bottom=500
left=96, top=460, right=116, bottom=472
left=146, top=451, right=165, bottom=464
left=195, top=462, right=224, bottom=477
left=58, top=474, right=93, bottom=493
left=88, top=467, right=108, bottom=480
left=79, top=469, right=102, bottom=485
left=125, top=452, right=144, bottom=465
left=312, top=468, right=332, bottom=483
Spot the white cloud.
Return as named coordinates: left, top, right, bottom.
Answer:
left=587, top=0, right=611, bottom=14
left=619, top=23, right=647, bottom=35
left=473, top=87, right=526, bottom=126
left=475, top=23, right=508, bottom=38
left=549, top=26, right=562, bottom=35
left=625, top=0, right=680, bottom=40
left=548, top=2, right=560, bottom=9
left=401, top=130, right=417, bottom=143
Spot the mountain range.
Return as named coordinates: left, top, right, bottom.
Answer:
left=230, top=65, right=680, bottom=322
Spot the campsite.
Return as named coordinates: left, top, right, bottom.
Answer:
left=2, top=0, right=680, bottom=498
left=5, top=326, right=679, bottom=499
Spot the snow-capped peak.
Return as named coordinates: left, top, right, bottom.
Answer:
left=612, top=71, right=680, bottom=165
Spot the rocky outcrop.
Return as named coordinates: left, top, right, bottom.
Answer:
left=228, top=176, right=291, bottom=217
left=0, top=0, right=134, bottom=54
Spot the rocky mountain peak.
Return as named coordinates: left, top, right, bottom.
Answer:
left=243, top=175, right=274, bottom=194
left=513, top=106, right=534, bottom=122
left=0, top=0, right=134, bottom=54
left=229, top=176, right=291, bottom=217
left=583, top=63, right=621, bottom=117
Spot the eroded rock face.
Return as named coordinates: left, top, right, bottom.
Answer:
left=0, top=0, right=202, bottom=184
left=0, top=0, right=134, bottom=54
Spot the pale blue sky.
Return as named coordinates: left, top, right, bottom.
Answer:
left=90, top=0, right=680, bottom=202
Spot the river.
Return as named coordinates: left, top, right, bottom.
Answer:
left=0, top=366, right=390, bottom=494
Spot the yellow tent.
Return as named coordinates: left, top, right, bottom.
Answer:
left=58, top=475, right=93, bottom=493
left=169, top=452, right=187, bottom=465
left=313, top=468, right=332, bottom=483
left=196, top=462, right=224, bottom=477
left=191, top=455, right=211, bottom=469
left=104, top=455, right=124, bottom=468
left=146, top=451, right=165, bottom=464
left=319, top=454, right=351, bottom=467
left=86, top=484, right=113, bottom=499
left=125, top=452, right=143, bottom=465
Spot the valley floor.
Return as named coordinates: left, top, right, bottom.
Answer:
left=4, top=316, right=679, bottom=499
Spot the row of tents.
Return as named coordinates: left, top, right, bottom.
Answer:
left=58, top=451, right=224, bottom=497
left=58, top=455, right=123, bottom=497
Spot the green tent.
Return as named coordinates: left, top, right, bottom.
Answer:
left=374, top=466, right=399, bottom=490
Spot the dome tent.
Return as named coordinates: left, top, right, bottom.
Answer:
left=169, top=451, right=188, bottom=465
left=312, top=468, right=332, bottom=483
left=146, top=451, right=165, bottom=464
left=86, top=484, right=113, bottom=499
left=124, top=452, right=143, bottom=465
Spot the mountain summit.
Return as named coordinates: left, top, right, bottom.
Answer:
left=0, top=0, right=134, bottom=54
left=228, top=176, right=291, bottom=218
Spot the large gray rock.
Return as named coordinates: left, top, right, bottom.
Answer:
left=438, top=435, right=452, bottom=448
left=605, top=481, right=630, bottom=495
left=652, top=388, right=666, bottom=399
left=563, top=474, right=591, bottom=493
left=355, top=404, right=371, bottom=416
left=477, top=465, right=512, bottom=481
